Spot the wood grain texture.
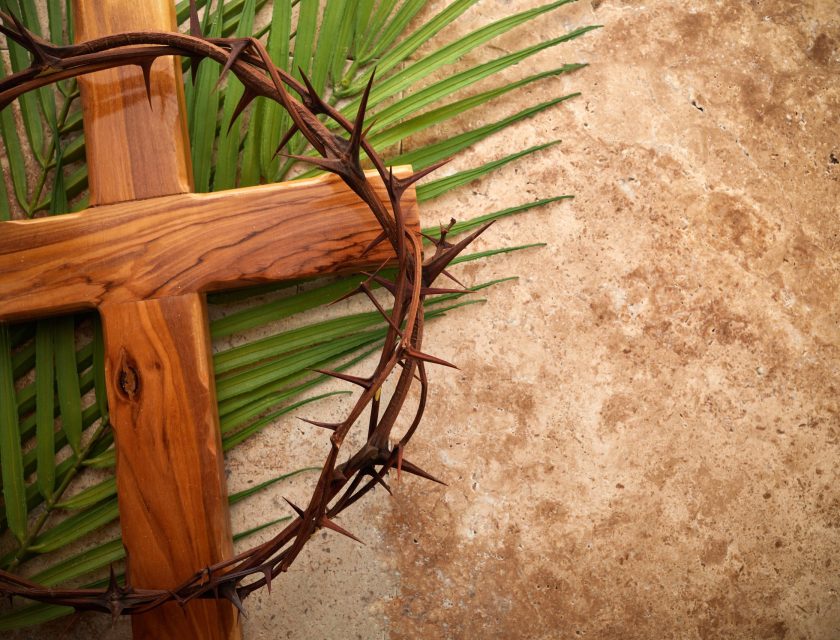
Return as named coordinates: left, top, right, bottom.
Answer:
left=72, top=0, right=193, bottom=205
left=71, top=2, right=235, bottom=637
left=101, top=294, right=238, bottom=640
left=0, top=168, right=417, bottom=322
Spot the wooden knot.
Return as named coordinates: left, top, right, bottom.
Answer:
left=115, top=349, right=141, bottom=402
left=119, top=365, right=139, bottom=399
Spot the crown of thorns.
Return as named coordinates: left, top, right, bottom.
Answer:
left=0, top=3, right=490, bottom=618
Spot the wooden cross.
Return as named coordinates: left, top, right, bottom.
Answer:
left=0, top=1, right=418, bottom=638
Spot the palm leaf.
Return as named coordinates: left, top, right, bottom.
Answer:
left=0, top=1, right=595, bottom=628
left=423, top=196, right=573, bottom=239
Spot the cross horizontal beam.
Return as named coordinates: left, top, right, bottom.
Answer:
left=0, top=168, right=416, bottom=323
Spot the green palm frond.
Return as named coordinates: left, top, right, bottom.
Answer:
left=0, top=0, right=596, bottom=630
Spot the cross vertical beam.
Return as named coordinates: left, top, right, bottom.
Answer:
left=73, top=0, right=192, bottom=204
left=101, top=297, right=236, bottom=638
left=73, top=1, right=237, bottom=638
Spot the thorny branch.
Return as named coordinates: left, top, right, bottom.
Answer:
left=0, top=3, right=491, bottom=620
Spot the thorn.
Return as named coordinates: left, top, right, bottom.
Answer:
left=423, top=221, right=495, bottom=286
left=327, top=284, right=365, bottom=307
left=357, top=282, right=404, bottom=337
left=283, top=497, right=305, bottom=519
left=360, top=230, right=387, bottom=258
left=297, top=417, right=340, bottom=431
left=104, top=565, right=125, bottom=621
left=298, top=68, right=329, bottom=114
left=273, top=123, right=300, bottom=158
left=319, top=516, right=364, bottom=544
left=219, top=583, right=246, bottom=617
left=362, top=117, right=378, bottom=139
left=278, top=152, right=345, bottom=175
left=189, top=0, right=203, bottom=37
left=327, top=259, right=390, bottom=308
left=188, top=55, right=201, bottom=84
left=391, top=158, right=451, bottom=200
left=312, top=368, right=371, bottom=389
left=137, top=60, right=153, bottom=108
left=419, top=285, right=472, bottom=296
left=399, top=458, right=447, bottom=486
left=403, top=347, right=458, bottom=370
left=261, top=565, right=273, bottom=595
left=396, top=443, right=404, bottom=482
left=370, top=470, right=392, bottom=495
left=440, top=269, right=468, bottom=289
left=348, top=70, right=375, bottom=163
left=362, top=272, right=398, bottom=296
left=214, top=39, right=251, bottom=92
left=228, top=88, right=257, bottom=133
left=437, top=218, right=458, bottom=246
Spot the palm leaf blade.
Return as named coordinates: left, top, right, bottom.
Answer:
left=361, top=0, right=427, bottom=63
left=27, top=498, right=119, bottom=554
left=189, top=5, right=224, bottom=192
left=417, top=141, right=559, bottom=201
left=423, top=196, right=572, bottom=239
left=223, top=392, right=349, bottom=449
left=0, top=325, right=27, bottom=542
left=53, top=317, right=82, bottom=454
left=55, top=477, right=116, bottom=511
left=34, top=321, right=56, bottom=500
left=392, top=94, right=576, bottom=169
left=0, top=106, right=31, bottom=213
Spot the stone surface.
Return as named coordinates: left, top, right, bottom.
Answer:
left=6, top=1, right=839, bottom=638
left=374, top=1, right=840, bottom=638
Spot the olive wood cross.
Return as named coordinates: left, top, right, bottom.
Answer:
left=0, top=2, right=417, bottom=639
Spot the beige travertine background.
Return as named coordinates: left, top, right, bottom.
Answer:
left=11, top=0, right=840, bottom=638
